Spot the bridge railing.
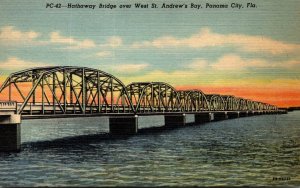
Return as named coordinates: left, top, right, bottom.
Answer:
left=16, top=102, right=134, bottom=115
left=0, top=101, right=17, bottom=112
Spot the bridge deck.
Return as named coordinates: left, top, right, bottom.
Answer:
left=20, top=110, right=285, bottom=120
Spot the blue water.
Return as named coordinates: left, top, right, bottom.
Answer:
left=0, top=112, right=299, bottom=187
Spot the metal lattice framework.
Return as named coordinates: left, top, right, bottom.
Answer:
left=0, top=66, right=279, bottom=115
left=177, top=90, right=210, bottom=111
left=222, top=95, right=240, bottom=111
left=125, top=82, right=181, bottom=112
left=206, top=94, right=226, bottom=111
left=240, top=99, right=277, bottom=111
left=263, top=103, right=275, bottom=111
left=238, top=98, right=248, bottom=111
left=0, top=66, right=134, bottom=114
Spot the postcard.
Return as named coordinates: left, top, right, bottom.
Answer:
left=0, top=0, right=299, bottom=187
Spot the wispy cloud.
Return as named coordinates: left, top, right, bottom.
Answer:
left=182, top=54, right=300, bottom=71
left=187, top=59, right=208, bottom=69
left=49, top=33, right=123, bottom=50
left=278, top=60, right=300, bottom=69
left=0, top=57, right=48, bottom=70
left=100, top=36, right=123, bottom=48
left=211, top=54, right=268, bottom=70
left=0, top=26, right=97, bottom=50
left=120, top=70, right=203, bottom=86
left=50, top=32, right=96, bottom=49
left=96, top=51, right=113, bottom=57
left=118, top=54, right=300, bottom=86
left=131, top=28, right=300, bottom=55
left=0, top=26, right=40, bottom=44
left=0, top=26, right=124, bottom=51
left=108, top=63, right=149, bottom=73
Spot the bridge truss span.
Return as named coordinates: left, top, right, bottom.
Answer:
left=126, top=82, right=181, bottom=113
left=0, top=66, right=280, bottom=116
left=0, top=66, right=134, bottom=115
left=206, top=94, right=226, bottom=111
left=222, top=95, right=240, bottom=111
left=177, top=90, right=210, bottom=112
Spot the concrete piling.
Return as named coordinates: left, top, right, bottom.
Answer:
left=213, top=112, right=228, bottom=121
left=227, top=112, right=239, bottom=119
left=164, top=114, right=186, bottom=128
left=109, top=115, right=138, bottom=135
left=0, top=113, right=21, bottom=152
left=195, top=113, right=213, bottom=124
left=239, top=111, right=248, bottom=117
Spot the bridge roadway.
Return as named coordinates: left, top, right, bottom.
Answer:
left=0, top=66, right=287, bottom=152
left=20, top=110, right=282, bottom=119
left=0, top=100, right=286, bottom=152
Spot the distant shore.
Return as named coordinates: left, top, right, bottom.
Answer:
left=285, top=107, right=300, bottom=111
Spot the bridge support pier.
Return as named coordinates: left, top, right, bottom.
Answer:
left=109, top=115, right=138, bottom=136
left=195, top=113, right=213, bottom=124
left=0, top=114, right=21, bottom=152
left=164, top=114, right=186, bottom=128
left=185, top=114, right=195, bottom=125
left=253, top=111, right=259, bottom=115
left=239, top=111, right=248, bottom=117
left=213, top=112, right=228, bottom=121
left=227, top=112, right=239, bottom=119
left=248, top=111, right=254, bottom=116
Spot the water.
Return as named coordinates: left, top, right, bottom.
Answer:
left=0, top=112, right=299, bottom=187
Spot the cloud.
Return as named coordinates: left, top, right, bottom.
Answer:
left=131, top=28, right=300, bottom=55
left=120, top=69, right=205, bottom=86
left=0, top=26, right=40, bottom=44
left=0, top=26, right=123, bottom=51
left=187, top=59, right=208, bottom=69
left=101, top=36, right=123, bottom=48
left=121, top=54, right=300, bottom=86
left=0, top=26, right=97, bottom=49
left=108, top=63, right=149, bottom=73
left=0, top=57, right=48, bottom=70
left=278, top=60, right=300, bottom=69
left=211, top=54, right=268, bottom=70
left=50, top=32, right=96, bottom=49
left=184, top=54, right=300, bottom=71
left=49, top=32, right=122, bottom=50
left=96, top=51, right=113, bottom=57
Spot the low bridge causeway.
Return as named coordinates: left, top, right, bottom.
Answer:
left=0, top=66, right=287, bottom=152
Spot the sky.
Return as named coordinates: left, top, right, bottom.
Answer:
left=0, top=0, right=300, bottom=107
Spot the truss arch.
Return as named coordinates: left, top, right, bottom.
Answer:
left=177, top=90, right=210, bottom=111
left=222, top=95, right=240, bottom=111
left=206, top=94, right=226, bottom=111
left=125, top=82, right=181, bottom=112
left=0, top=66, right=134, bottom=114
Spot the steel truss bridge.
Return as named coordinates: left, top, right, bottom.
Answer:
left=0, top=66, right=278, bottom=117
